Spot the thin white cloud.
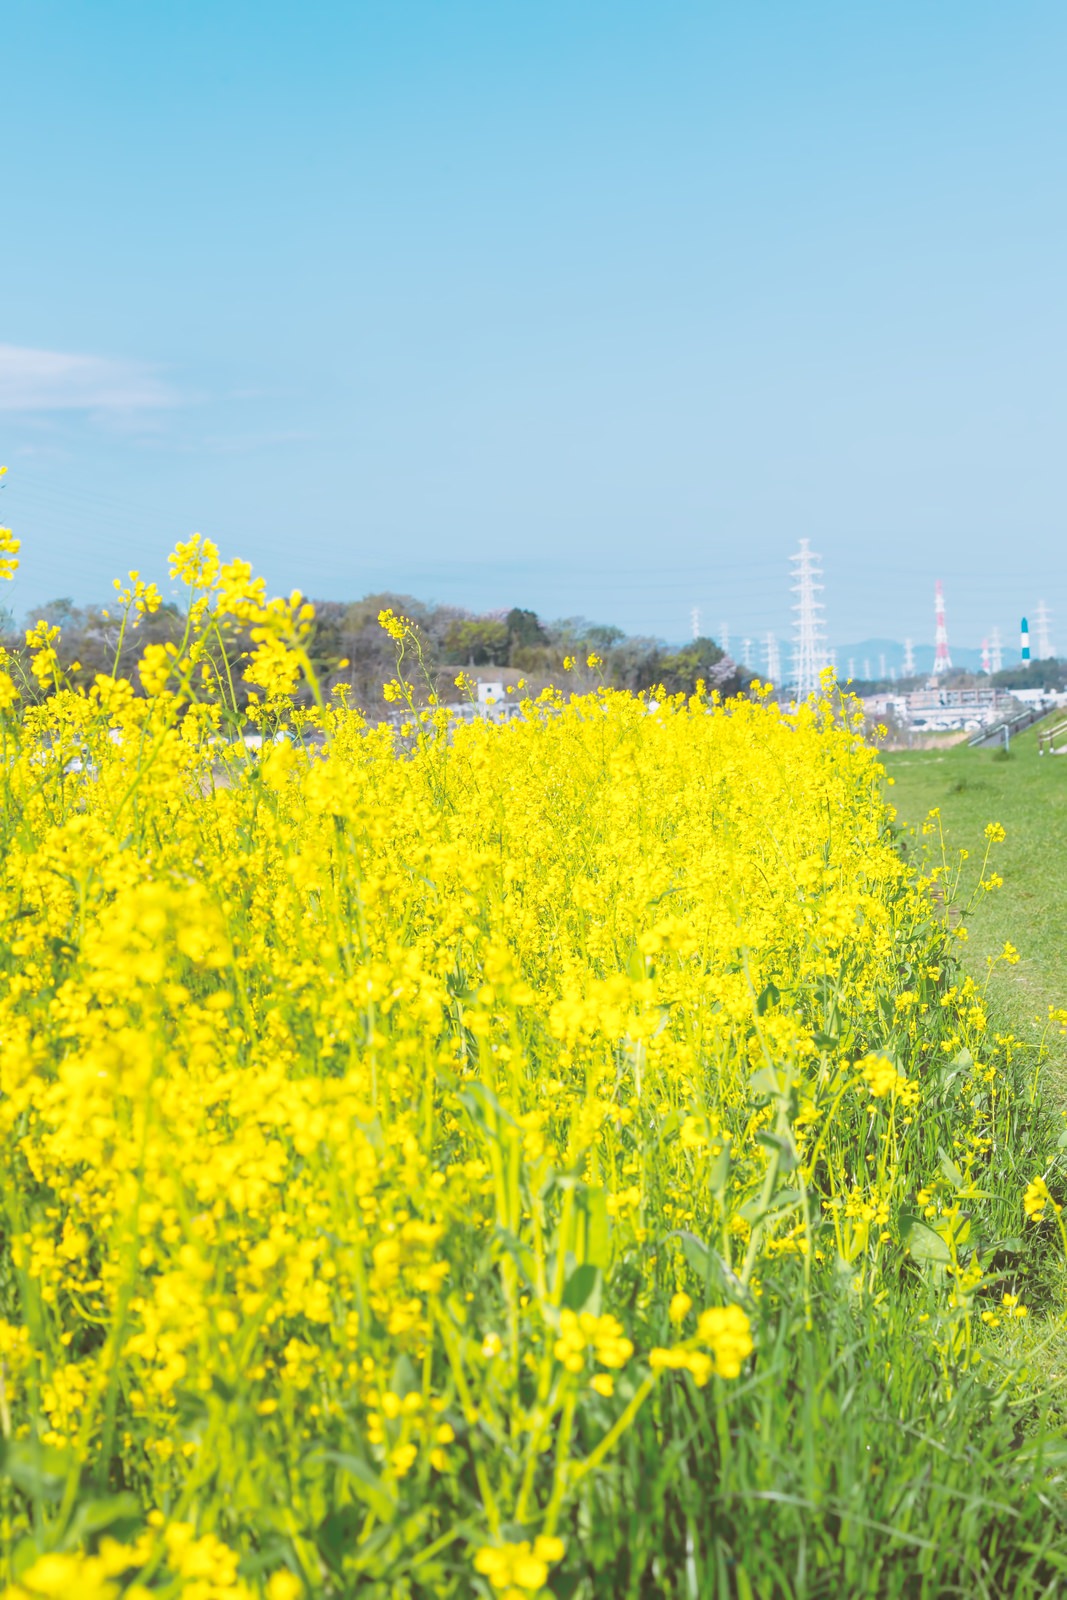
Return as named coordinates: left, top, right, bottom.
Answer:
left=0, top=344, right=179, bottom=413
left=202, top=428, right=315, bottom=454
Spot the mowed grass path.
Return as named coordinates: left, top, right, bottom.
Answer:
left=883, top=715, right=1067, bottom=1101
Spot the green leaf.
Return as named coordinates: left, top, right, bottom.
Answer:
left=749, top=1066, right=782, bottom=1098
left=66, top=1492, right=142, bottom=1545
left=390, top=1353, right=419, bottom=1400
left=316, top=1452, right=397, bottom=1523
left=0, top=1440, right=73, bottom=1502
left=628, top=947, right=649, bottom=982
left=903, top=1219, right=952, bottom=1264
left=12, top=1537, right=42, bottom=1582
left=938, top=1148, right=965, bottom=1190
left=458, top=1080, right=509, bottom=1133
left=317, top=1505, right=362, bottom=1572
left=754, top=1130, right=798, bottom=1172
left=707, top=1137, right=732, bottom=1197
left=562, top=1263, right=600, bottom=1312
left=756, top=982, right=780, bottom=1016
left=493, top=1226, right=538, bottom=1289
left=581, top=1184, right=610, bottom=1270
left=679, top=1232, right=710, bottom=1280
left=738, top=1189, right=802, bottom=1225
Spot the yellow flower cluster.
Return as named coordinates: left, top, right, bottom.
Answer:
left=0, top=467, right=17, bottom=581
left=0, top=528, right=20, bottom=582
left=0, top=534, right=1022, bottom=1593
left=473, top=1536, right=565, bottom=1596
left=650, top=1304, right=753, bottom=1387
left=857, top=1052, right=908, bottom=1099
left=4, top=1519, right=299, bottom=1600
left=553, top=1310, right=634, bottom=1373
left=1024, top=1176, right=1059, bottom=1221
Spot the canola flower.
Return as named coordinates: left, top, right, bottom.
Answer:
left=473, top=1536, right=565, bottom=1596
left=0, top=514, right=1050, bottom=1595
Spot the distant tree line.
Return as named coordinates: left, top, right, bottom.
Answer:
left=848, top=659, right=1067, bottom=696
left=991, top=659, right=1067, bottom=692
left=2, top=593, right=748, bottom=712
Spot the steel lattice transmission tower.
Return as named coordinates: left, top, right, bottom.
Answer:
left=990, top=627, right=1003, bottom=674
left=790, top=539, right=827, bottom=699
left=764, top=631, right=781, bottom=685
left=932, top=581, right=952, bottom=675
left=1035, top=600, right=1054, bottom=660
left=903, top=638, right=915, bottom=677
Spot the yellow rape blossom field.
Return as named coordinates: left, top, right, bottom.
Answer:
left=0, top=515, right=1066, bottom=1597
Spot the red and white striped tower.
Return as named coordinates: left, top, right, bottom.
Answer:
left=981, top=637, right=990, bottom=674
left=932, top=581, right=952, bottom=675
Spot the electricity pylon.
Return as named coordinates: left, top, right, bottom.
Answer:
left=1035, top=600, right=1054, bottom=660
left=790, top=540, right=827, bottom=699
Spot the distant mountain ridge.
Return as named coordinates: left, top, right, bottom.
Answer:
left=834, top=638, right=987, bottom=675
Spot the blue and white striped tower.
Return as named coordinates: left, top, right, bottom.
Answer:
left=1021, top=617, right=1031, bottom=662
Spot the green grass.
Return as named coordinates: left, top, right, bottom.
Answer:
left=883, top=715, right=1067, bottom=1104
left=884, top=719, right=1067, bottom=1436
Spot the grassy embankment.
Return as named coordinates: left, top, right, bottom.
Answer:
left=884, top=715, right=1067, bottom=1400
left=883, top=715, right=1067, bottom=1102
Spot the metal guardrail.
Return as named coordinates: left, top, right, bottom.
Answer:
left=968, top=704, right=1051, bottom=750
left=1038, top=718, right=1067, bottom=756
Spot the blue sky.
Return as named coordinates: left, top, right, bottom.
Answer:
left=3, top=0, right=1066, bottom=655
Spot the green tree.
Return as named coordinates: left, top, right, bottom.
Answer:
left=505, top=608, right=546, bottom=650
left=655, top=637, right=744, bottom=698
left=443, top=618, right=509, bottom=666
